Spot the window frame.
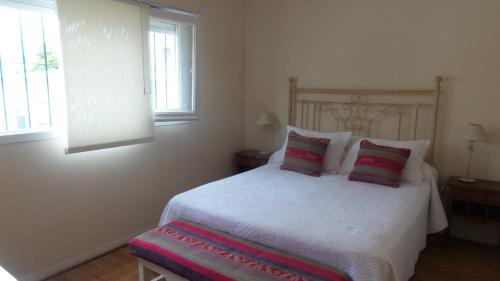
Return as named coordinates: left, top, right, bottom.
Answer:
left=148, top=8, right=199, bottom=123
left=0, top=0, right=64, bottom=143
left=0, top=129, right=60, bottom=145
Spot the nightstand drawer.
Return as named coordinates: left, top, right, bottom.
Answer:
left=237, top=156, right=266, bottom=167
left=234, top=150, right=272, bottom=173
left=450, top=187, right=489, bottom=203
left=451, top=187, right=500, bottom=206
left=485, top=192, right=500, bottom=207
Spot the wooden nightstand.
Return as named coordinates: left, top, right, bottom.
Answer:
left=444, top=176, right=500, bottom=247
left=234, top=149, right=272, bottom=173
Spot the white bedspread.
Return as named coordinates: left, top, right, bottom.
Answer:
left=160, top=163, right=447, bottom=281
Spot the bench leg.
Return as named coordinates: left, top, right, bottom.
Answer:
left=138, top=259, right=155, bottom=281
left=137, top=258, right=187, bottom=281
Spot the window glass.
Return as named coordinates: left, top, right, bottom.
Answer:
left=0, top=3, right=63, bottom=133
left=149, top=17, right=196, bottom=118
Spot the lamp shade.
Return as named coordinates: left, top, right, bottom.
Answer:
left=461, top=124, right=487, bottom=141
left=256, top=112, right=273, bottom=126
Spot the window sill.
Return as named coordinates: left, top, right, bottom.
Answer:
left=155, top=114, right=198, bottom=121
left=0, top=118, right=198, bottom=145
left=154, top=114, right=199, bottom=127
left=155, top=120, right=192, bottom=127
left=0, top=130, right=63, bottom=145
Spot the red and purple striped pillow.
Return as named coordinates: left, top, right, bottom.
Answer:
left=348, top=140, right=411, bottom=187
left=280, top=131, right=331, bottom=177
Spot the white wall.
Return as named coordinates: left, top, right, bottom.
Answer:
left=244, top=0, right=500, bottom=244
left=0, top=0, right=245, bottom=279
left=3, top=1, right=500, bottom=278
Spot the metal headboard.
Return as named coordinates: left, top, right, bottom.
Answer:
left=288, top=76, right=442, bottom=164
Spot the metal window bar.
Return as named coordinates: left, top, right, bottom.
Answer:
left=173, top=24, right=179, bottom=111
left=164, top=32, right=168, bottom=110
left=40, top=14, right=52, bottom=127
left=0, top=55, right=7, bottom=130
left=18, top=12, right=32, bottom=129
left=153, top=32, right=158, bottom=109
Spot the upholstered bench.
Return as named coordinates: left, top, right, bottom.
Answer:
left=129, top=220, right=351, bottom=281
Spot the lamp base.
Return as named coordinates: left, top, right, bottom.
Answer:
left=459, top=177, right=477, bottom=183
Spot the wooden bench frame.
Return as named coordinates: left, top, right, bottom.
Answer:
left=137, top=258, right=188, bottom=281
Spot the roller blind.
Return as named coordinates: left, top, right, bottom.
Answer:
left=57, top=0, right=154, bottom=153
left=0, top=0, right=54, bottom=11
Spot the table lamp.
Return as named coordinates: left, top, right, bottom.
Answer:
left=256, top=112, right=274, bottom=154
left=460, top=123, right=487, bottom=183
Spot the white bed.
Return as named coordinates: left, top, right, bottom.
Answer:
left=158, top=76, right=447, bottom=281
left=160, top=162, right=448, bottom=281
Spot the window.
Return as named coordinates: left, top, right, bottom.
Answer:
left=0, top=0, right=64, bottom=136
left=149, top=13, right=197, bottom=121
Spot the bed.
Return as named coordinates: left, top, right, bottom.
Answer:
left=159, top=77, right=448, bottom=281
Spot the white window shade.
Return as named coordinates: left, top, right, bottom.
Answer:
left=57, top=0, right=154, bottom=153
left=0, top=0, right=54, bottom=12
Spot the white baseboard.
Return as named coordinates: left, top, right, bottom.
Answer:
left=21, top=224, right=156, bottom=281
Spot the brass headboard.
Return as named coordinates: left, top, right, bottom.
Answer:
left=288, top=76, right=442, bottom=164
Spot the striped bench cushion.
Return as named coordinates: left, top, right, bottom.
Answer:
left=129, top=220, right=351, bottom=281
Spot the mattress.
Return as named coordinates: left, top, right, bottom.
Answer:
left=160, top=163, right=448, bottom=281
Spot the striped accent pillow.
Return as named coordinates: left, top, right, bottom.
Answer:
left=348, top=140, right=411, bottom=187
left=280, top=131, right=331, bottom=177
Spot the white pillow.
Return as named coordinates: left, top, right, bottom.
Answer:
left=269, top=126, right=352, bottom=172
left=339, top=138, right=431, bottom=184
